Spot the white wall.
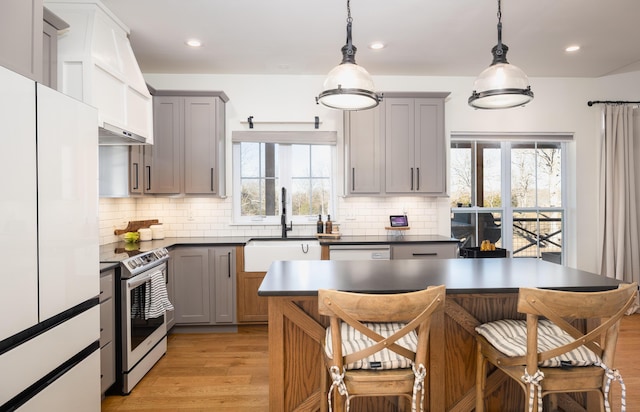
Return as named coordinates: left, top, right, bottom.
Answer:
left=99, top=71, right=640, bottom=275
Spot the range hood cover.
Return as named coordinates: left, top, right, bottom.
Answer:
left=99, top=122, right=146, bottom=145
left=45, top=0, right=154, bottom=145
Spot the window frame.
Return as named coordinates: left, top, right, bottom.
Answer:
left=450, top=133, right=571, bottom=262
left=232, top=131, right=337, bottom=226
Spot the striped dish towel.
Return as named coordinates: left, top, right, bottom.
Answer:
left=145, top=270, right=174, bottom=320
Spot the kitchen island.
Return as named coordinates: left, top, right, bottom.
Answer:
left=258, top=258, right=622, bottom=411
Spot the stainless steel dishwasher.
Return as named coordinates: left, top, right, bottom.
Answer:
left=329, top=244, right=391, bottom=260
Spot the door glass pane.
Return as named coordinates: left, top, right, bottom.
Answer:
left=479, top=143, right=501, bottom=207
left=451, top=211, right=502, bottom=249
left=479, top=211, right=502, bottom=248
left=512, top=210, right=562, bottom=261
left=536, top=143, right=562, bottom=207
left=511, top=143, right=537, bottom=208
left=540, top=211, right=563, bottom=264
left=450, top=142, right=472, bottom=207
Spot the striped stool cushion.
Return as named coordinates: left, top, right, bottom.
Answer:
left=476, top=319, right=601, bottom=367
left=325, top=322, right=418, bottom=370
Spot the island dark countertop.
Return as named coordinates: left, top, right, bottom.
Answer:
left=258, top=258, right=623, bottom=296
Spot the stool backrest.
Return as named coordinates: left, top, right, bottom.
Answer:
left=318, top=285, right=445, bottom=370
left=516, top=283, right=637, bottom=370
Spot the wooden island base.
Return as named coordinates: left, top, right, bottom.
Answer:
left=260, top=259, right=622, bottom=411
left=268, top=293, right=530, bottom=411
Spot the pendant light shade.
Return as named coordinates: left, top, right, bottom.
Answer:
left=469, top=0, right=533, bottom=109
left=316, top=0, right=381, bottom=111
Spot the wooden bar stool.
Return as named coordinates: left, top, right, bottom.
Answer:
left=475, top=282, right=637, bottom=412
left=318, top=285, right=445, bottom=412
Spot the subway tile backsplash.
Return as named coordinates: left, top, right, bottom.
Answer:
left=99, top=196, right=440, bottom=245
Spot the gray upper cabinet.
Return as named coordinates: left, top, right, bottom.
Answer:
left=145, top=95, right=183, bottom=194
left=344, top=92, right=449, bottom=197
left=344, top=106, right=383, bottom=194
left=129, top=145, right=144, bottom=195
left=385, top=96, right=446, bottom=195
left=133, top=91, right=228, bottom=196
left=184, top=96, right=225, bottom=195
left=0, top=2, right=67, bottom=87
left=42, top=8, right=68, bottom=89
left=0, top=0, right=43, bottom=82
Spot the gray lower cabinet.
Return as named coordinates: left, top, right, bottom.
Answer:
left=344, top=92, right=449, bottom=196
left=99, top=268, right=115, bottom=394
left=166, top=250, right=176, bottom=330
left=171, top=246, right=236, bottom=325
left=135, top=91, right=228, bottom=196
left=391, top=243, right=458, bottom=260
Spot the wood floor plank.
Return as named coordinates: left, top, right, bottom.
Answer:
left=101, top=317, right=640, bottom=411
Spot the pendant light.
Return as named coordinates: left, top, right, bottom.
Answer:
left=469, top=0, right=533, bottom=109
left=316, top=0, right=381, bottom=111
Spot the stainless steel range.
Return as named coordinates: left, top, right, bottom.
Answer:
left=113, top=247, right=171, bottom=394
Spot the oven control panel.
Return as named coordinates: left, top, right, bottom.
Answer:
left=122, top=247, right=169, bottom=276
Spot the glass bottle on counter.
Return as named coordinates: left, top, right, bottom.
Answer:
left=317, top=214, right=324, bottom=234
left=325, top=215, right=333, bottom=234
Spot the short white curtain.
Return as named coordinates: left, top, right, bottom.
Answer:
left=597, top=104, right=640, bottom=313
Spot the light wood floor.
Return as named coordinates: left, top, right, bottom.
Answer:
left=102, top=315, right=640, bottom=411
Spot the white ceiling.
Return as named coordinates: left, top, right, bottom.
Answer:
left=101, top=0, right=640, bottom=78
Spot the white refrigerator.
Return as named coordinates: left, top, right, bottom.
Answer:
left=0, top=65, right=100, bottom=411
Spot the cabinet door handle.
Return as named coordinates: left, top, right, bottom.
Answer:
left=211, top=168, right=214, bottom=192
left=352, top=168, right=355, bottom=191
left=227, top=251, right=231, bottom=278
left=416, top=167, right=420, bottom=191
left=413, top=252, right=437, bottom=257
left=146, top=166, right=151, bottom=191
left=133, top=163, right=139, bottom=190
left=410, top=168, right=414, bottom=191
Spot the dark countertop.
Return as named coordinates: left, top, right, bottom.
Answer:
left=257, top=258, right=622, bottom=296
left=99, top=236, right=250, bottom=262
left=100, top=262, right=119, bottom=272
left=99, top=235, right=459, bottom=263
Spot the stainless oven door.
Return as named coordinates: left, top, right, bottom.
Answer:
left=122, top=262, right=168, bottom=372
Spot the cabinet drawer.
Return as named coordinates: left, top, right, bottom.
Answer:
left=100, top=340, right=115, bottom=393
left=391, top=243, right=458, bottom=260
left=99, top=271, right=113, bottom=302
left=99, top=298, right=113, bottom=347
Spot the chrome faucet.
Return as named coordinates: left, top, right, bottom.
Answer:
left=281, top=187, right=293, bottom=238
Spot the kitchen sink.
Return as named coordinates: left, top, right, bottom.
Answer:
left=244, top=237, right=321, bottom=272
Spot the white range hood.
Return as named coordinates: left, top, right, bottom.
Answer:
left=45, top=0, right=153, bottom=144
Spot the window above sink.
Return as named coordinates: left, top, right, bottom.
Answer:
left=231, top=131, right=338, bottom=226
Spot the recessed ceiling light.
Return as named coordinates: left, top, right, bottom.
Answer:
left=565, top=45, right=580, bottom=52
left=369, top=42, right=386, bottom=50
left=186, top=39, right=202, bottom=48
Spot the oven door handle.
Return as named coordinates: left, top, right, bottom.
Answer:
left=127, top=273, right=153, bottom=290
left=125, top=263, right=166, bottom=290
